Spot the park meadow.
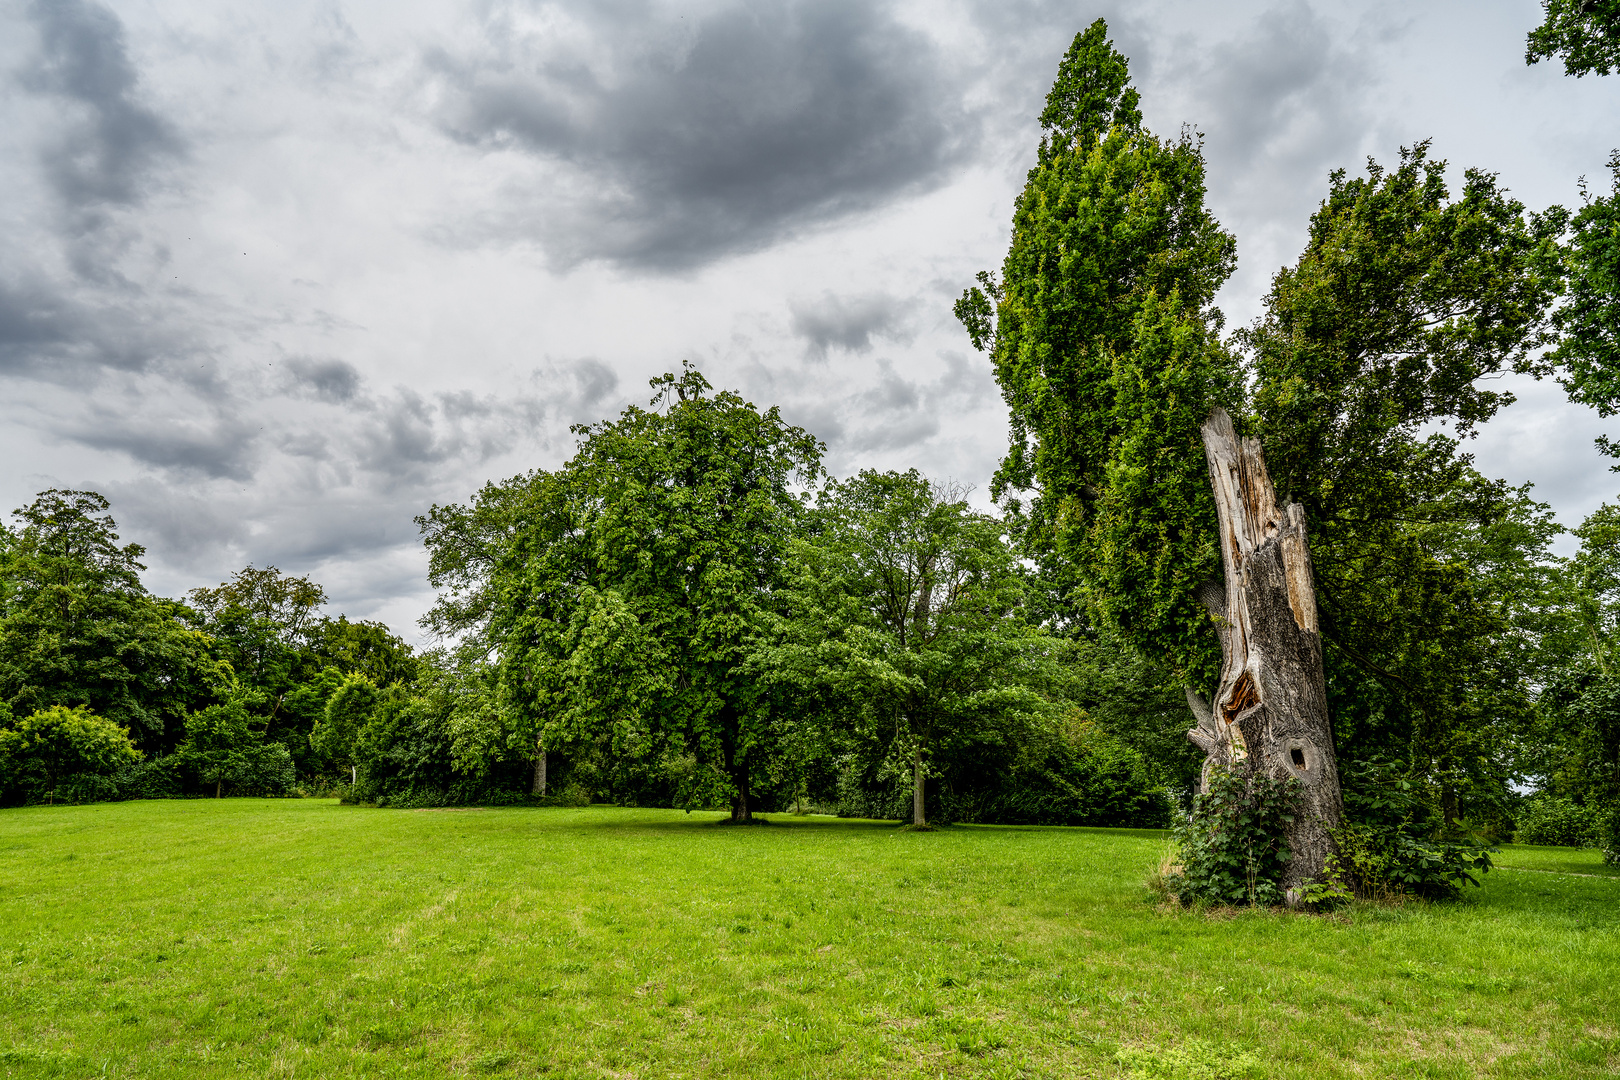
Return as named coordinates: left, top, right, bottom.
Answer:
left=2, top=799, right=1616, bottom=1080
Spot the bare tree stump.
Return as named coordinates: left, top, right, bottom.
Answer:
left=1189, top=409, right=1342, bottom=894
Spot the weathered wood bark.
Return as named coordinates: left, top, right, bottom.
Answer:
left=532, top=748, right=547, bottom=797
left=1190, top=408, right=1342, bottom=895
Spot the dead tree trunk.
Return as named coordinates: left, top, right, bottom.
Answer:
left=1189, top=409, right=1342, bottom=895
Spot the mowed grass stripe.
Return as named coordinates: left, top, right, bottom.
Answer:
left=0, top=801, right=1616, bottom=1079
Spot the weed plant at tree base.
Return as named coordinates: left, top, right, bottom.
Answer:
left=1160, top=769, right=1297, bottom=907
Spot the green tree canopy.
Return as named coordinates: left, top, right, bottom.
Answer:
left=312, top=674, right=380, bottom=784
left=1547, top=153, right=1620, bottom=463
left=1527, top=0, right=1620, bottom=76
left=761, top=469, right=1062, bottom=826
left=955, top=18, right=1242, bottom=685
left=476, top=364, right=823, bottom=822
left=179, top=698, right=260, bottom=798
left=0, top=705, right=139, bottom=804
left=0, top=490, right=224, bottom=752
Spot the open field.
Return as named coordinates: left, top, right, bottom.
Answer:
left=0, top=801, right=1615, bottom=1079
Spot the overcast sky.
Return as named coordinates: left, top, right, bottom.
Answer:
left=2, top=0, right=1615, bottom=642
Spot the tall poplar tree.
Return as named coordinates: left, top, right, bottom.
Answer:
left=955, top=19, right=1240, bottom=689
left=959, top=21, right=1348, bottom=889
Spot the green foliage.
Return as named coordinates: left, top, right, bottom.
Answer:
left=947, top=716, right=1171, bottom=828
left=1533, top=502, right=1620, bottom=808
left=1601, top=802, right=1620, bottom=864
left=179, top=698, right=261, bottom=797
left=112, top=754, right=184, bottom=800
left=1330, top=758, right=1496, bottom=900
left=0, top=704, right=140, bottom=805
left=1515, top=794, right=1605, bottom=847
left=312, top=674, right=379, bottom=779
left=1161, top=769, right=1297, bottom=907
left=1244, top=144, right=1563, bottom=809
left=1526, top=0, right=1620, bottom=76
left=457, top=363, right=825, bottom=820
left=758, top=469, right=1061, bottom=825
left=1548, top=154, right=1620, bottom=462
left=957, top=20, right=1240, bottom=685
left=0, top=490, right=226, bottom=753
left=188, top=566, right=417, bottom=775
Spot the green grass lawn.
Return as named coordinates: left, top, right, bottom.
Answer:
left=1, top=801, right=1615, bottom=1079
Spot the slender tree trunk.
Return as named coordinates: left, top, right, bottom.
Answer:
left=216, top=778, right=222, bottom=799
left=1190, top=409, right=1343, bottom=896
left=532, top=748, right=547, bottom=797
left=730, top=767, right=752, bottom=824
left=912, top=743, right=926, bottom=827
left=351, top=765, right=357, bottom=786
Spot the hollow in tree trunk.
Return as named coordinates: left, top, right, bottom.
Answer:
left=1188, top=409, right=1343, bottom=896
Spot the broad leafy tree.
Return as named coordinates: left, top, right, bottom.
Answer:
left=1244, top=145, right=1564, bottom=822
left=179, top=698, right=258, bottom=798
left=761, top=470, right=1060, bottom=827
left=0, top=490, right=223, bottom=752
left=1547, top=153, right=1620, bottom=463
left=492, top=365, right=824, bottom=822
left=1527, top=0, right=1620, bottom=76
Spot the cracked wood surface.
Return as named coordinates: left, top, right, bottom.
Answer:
left=1192, top=408, right=1343, bottom=892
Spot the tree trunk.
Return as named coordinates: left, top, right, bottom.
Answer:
left=216, top=778, right=222, bottom=799
left=730, top=768, right=753, bottom=824
left=532, top=748, right=547, bottom=797
left=1190, top=408, right=1343, bottom=896
left=912, top=743, right=926, bottom=827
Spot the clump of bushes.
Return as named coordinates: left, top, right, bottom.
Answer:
left=836, top=719, right=1170, bottom=828
left=0, top=704, right=140, bottom=806
left=1320, top=759, right=1495, bottom=902
left=1155, top=768, right=1297, bottom=907
left=1513, top=794, right=1605, bottom=848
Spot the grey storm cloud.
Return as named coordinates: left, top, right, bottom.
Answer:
left=20, top=0, right=183, bottom=216
left=284, top=357, right=363, bottom=403
left=0, top=0, right=190, bottom=385
left=1191, top=4, right=1379, bottom=208
left=428, top=0, right=976, bottom=270
left=68, top=405, right=261, bottom=482
left=789, top=291, right=914, bottom=358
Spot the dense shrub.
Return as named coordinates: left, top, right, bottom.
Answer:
left=0, top=705, right=141, bottom=805
left=1514, top=794, right=1604, bottom=847
left=113, top=755, right=186, bottom=799
left=231, top=742, right=297, bottom=797
left=1326, top=758, right=1494, bottom=900
left=957, top=724, right=1171, bottom=828
left=1601, top=803, right=1620, bottom=866
left=1159, top=768, right=1297, bottom=906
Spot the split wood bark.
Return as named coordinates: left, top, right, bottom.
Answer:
left=1189, top=408, right=1343, bottom=894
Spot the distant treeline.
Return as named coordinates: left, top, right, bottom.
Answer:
left=0, top=479, right=1186, bottom=828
